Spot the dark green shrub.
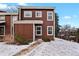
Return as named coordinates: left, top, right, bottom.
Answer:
left=15, top=34, right=32, bottom=45
left=51, top=38, right=54, bottom=41
left=43, top=37, right=51, bottom=42
left=76, top=29, right=79, bottom=42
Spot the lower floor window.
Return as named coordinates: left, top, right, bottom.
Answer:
left=35, top=26, right=42, bottom=36
left=47, top=26, right=53, bottom=35
left=0, top=26, right=5, bottom=35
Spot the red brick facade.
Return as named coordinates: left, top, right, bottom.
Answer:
left=5, top=15, right=11, bottom=35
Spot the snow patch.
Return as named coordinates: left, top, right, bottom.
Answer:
left=27, top=38, right=79, bottom=56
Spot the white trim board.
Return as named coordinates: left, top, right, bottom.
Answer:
left=18, top=6, right=54, bottom=9
left=14, top=20, right=43, bottom=24
left=0, top=13, right=18, bottom=15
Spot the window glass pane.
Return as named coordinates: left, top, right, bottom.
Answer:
left=0, top=27, right=4, bottom=35
left=47, top=11, right=53, bottom=20
left=48, top=31, right=52, bottom=34
left=48, top=13, right=52, bottom=16
left=37, top=27, right=41, bottom=30
left=25, top=13, right=30, bottom=16
left=0, top=16, right=5, bottom=21
left=48, top=16, right=52, bottom=20
left=36, top=11, right=42, bottom=17
left=37, top=13, right=39, bottom=16
left=48, top=27, right=52, bottom=31
left=24, top=11, right=32, bottom=17
left=47, top=26, right=53, bottom=35
left=37, top=31, right=41, bottom=34
left=36, top=26, right=42, bottom=35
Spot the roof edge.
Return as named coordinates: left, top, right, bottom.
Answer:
left=18, top=6, right=55, bottom=9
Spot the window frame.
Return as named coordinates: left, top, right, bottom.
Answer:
left=47, top=11, right=53, bottom=21
left=35, top=26, right=42, bottom=36
left=35, top=11, right=42, bottom=17
left=24, top=11, right=32, bottom=17
left=0, top=16, right=5, bottom=21
left=47, top=26, right=53, bottom=35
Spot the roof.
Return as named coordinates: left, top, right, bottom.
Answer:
left=0, top=13, right=18, bottom=15
left=0, top=11, right=6, bottom=13
left=18, top=6, right=55, bottom=10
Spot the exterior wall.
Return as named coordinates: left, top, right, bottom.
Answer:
left=14, top=24, right=33, bottom=40
left=20, top=9, right=53, bottom=20
left=20, top=9, right=54, bottom=40
left=5, top=15, right=11, bottom=35
left=2, top=8, right=54, bottom=42
left=5, top=15, right=18, bottom=35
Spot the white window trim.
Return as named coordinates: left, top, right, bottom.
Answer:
left=24, top=11, right=32, bottom=17
left=0, top=26, right=5, bottom=36
left=47, top=11, right=53, bottom=21
left=36, top=26, right=42, bottom=36
left=0, top=16, right=5, bottom=21
left=35, top=11, right=42, bottom=17
left=47, top=26, right=53, bottom=36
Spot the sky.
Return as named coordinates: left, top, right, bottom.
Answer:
left=0, top=3, right=79, bottom=28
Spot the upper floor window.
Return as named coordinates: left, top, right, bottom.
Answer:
left=47, top=11, right=53, bottom=21
left=47, top=26, right=53, bottom=35
left=12, top=16, right=18, bottom=22
left=35, top=11, right=42, bottom=17
left=0, top=16, right=5, bottom=21
left=24, top=11, right=32, bottom=17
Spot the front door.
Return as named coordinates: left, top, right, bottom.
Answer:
left=35, top=25, right=42, bottom=40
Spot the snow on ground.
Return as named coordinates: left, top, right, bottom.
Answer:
left=0, top=42, right=29, bottom=56
left=27, top=38, right=79, bottom=56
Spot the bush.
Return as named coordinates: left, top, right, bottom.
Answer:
left=43, top=37, right=51, bottom=42
left=15, top=34, right=32, bottom=45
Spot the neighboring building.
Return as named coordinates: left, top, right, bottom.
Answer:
left=0, top=11, right=18, bottom=42
left=0, top=6, right=55, bottom=42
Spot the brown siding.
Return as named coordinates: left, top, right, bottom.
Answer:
left=5, top=15, right=11, bottom=35
left=14, top=24, right=33, bottom=40
left=19, top=9, right=54, bottom=40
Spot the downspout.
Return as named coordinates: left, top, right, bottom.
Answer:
left=13, top=17, right=15, bottom=42
left=33, top=23, right=35, bottom=41
left=53, top=9, right=55, bottom=39
left=11, top=15, right=15, bottom=42
left=18, top=8, right=21, bottom=21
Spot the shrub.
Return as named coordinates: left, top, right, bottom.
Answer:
left=37, top=39, right=43, bottom=44
left=43, top=37, right=51, bottom=42
left=15, top=34, right=32, bottom=45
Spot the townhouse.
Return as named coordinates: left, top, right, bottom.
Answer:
left=0, top=6, right=55, bottom=43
